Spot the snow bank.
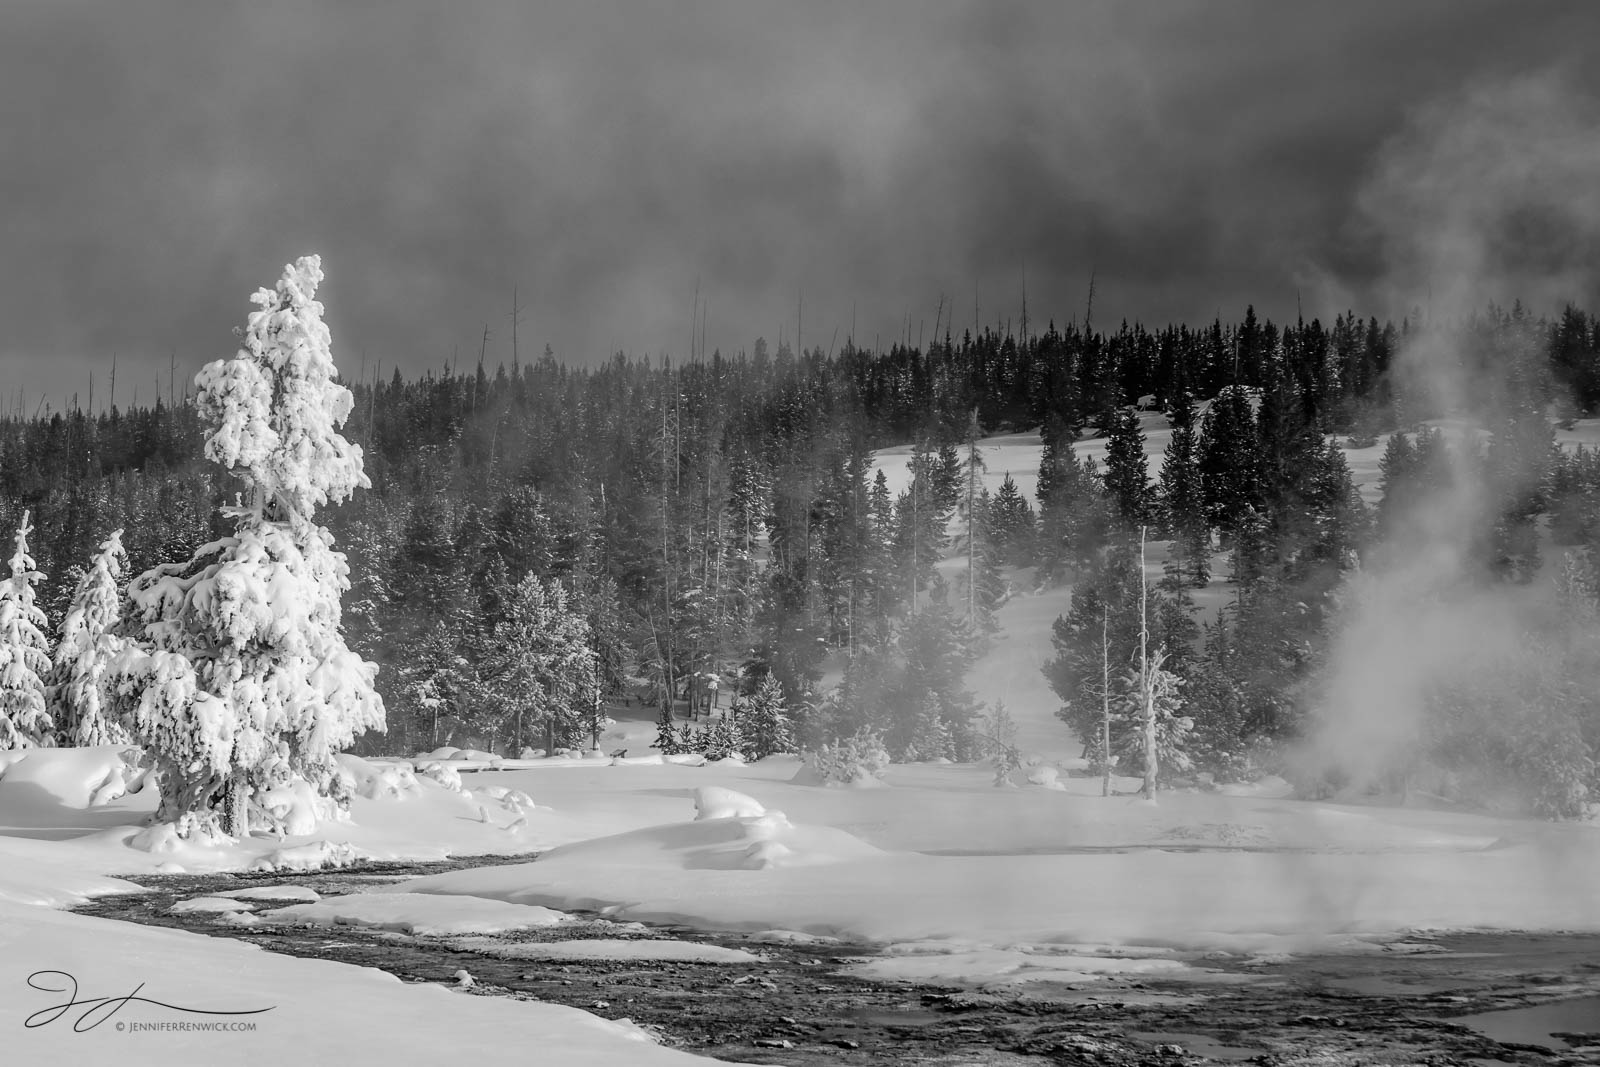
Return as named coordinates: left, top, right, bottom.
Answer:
left=1, top=897, right=735, bottom=1066
left=261, top=892, right=568, bottom=936
left=0, top=746, right=148, bottom=824
left=170, top=895, right=256, bottom=914
left=215, top=884, right=321, bottom=903
left=249, top=839, right=368, bottom=871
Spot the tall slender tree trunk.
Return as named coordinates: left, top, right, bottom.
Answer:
left=1101, top=606, right=1111, bottom=798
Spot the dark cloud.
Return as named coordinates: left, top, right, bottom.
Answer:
left=2, top=0, right=1597, bottom=407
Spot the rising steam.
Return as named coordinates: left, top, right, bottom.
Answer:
left=1307, top=71, right=1600, bottom=801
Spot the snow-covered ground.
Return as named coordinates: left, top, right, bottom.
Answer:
left=0, top=746, right=754, bottom=1065
left=5, top=744, right=1599, bottom=1065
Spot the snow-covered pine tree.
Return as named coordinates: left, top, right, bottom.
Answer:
left=0, top=511, right=54, bottom=750
left=699, top=711, right=740, bottom=760
left=112, top=256, right=384, bottom=838
left=653, top=703, right=681, bottom=755
left=475, top=574, right=599, bottom=753
left=737, top=674, right=795, bottom=760
left=988, top=472, right=1036, bottom=566
left=900, top=690, right=953, bottom=761
left=1102, top=407, right=1151, bottom=529
left=980, top=700, right=1022, bottom=786
left=48, top=529, right=129, bottom=746
left=1110, top=651, right=1193, bottom=787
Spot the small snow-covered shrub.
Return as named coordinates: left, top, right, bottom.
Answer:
left=795, top=729, right=889, bottom=787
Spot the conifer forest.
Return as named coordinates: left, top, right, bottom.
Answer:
left=4, top=294, right=1600, bottom=820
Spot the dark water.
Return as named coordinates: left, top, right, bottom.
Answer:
left=73, top=859, right=1600, bottom=1066
left=1457, top=995, right=1600, bottom=1051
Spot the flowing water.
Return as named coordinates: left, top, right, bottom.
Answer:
left=73, top=856, right=1600, bottom=1065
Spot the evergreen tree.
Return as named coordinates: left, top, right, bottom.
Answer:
left=473, top=574, right=599, bottom=753
left=1109, top=653, right=1193, bottom=785
left=699, top=710, right=740, bottom=760
left=1199, top=386, right=1263, bottom=540
left=1102, top=406, right=1151, bottom=529
left=988, top=472, right=1036, bottom=566
left=1375, top=431, right=1416, bottom=535
left=0, top=512, right=53, bottom=750
left=1159, top=397, right=1209, bottom=588
left=1035, top=428, right=1109, bottom=579
left=899, top=579, right=981, bottom=758
left=48, top=529, right=129, bottom=746
left=653, top=703, right=681, bottom=755
left=113, top=256, right=384, bottom=838
left=901, top=690, right=953, bottom=761
left=738, top=674, right=796, bottom=760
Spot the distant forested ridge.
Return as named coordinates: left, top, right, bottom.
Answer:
left=3, top=300, right=1599, bottom=813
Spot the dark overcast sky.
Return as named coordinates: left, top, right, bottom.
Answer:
left=4, top=0, right=1600, bottom=409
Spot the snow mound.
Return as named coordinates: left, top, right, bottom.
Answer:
left=262, top=892, right=569, bottom=936
left=215, top=884, right=321, bottom=903
left=336, top=754, right=421, bottom=802
left=500, top=808, right=884, bottom=873
left=789, top=760, right=887, bottom=788
left=0, top=746, right=149, bottom=817
left=447, top=936, right=763, bottom=964
left=1026, top=766, right=1066, bottom=790
left=256, top=777, right=337, bottom=836
left=693, top=786, right=765, bottom=820
left=416, top=761, right=463, bottom=792
left=420, top=747, right=461, bottom=760
left=171, top=896, right=256, bottom=914
left=250, top=839, right=368, bottom=871
left=131, top=821, right=228, bottom=854
left=474, top=784, right=538, bottom=813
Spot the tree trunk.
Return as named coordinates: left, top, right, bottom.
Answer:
left=1101, top=607, right=1111, bottom=798
left=223, top=770, right=250, bottom=838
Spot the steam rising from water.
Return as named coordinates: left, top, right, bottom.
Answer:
left=1309, top=71, right=1600, bottom=793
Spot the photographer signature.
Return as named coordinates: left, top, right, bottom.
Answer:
left=26, top=970, right=275, bottom=1032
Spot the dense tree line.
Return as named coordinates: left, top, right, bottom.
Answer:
left=2, top=298, right=1600, bottom=814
